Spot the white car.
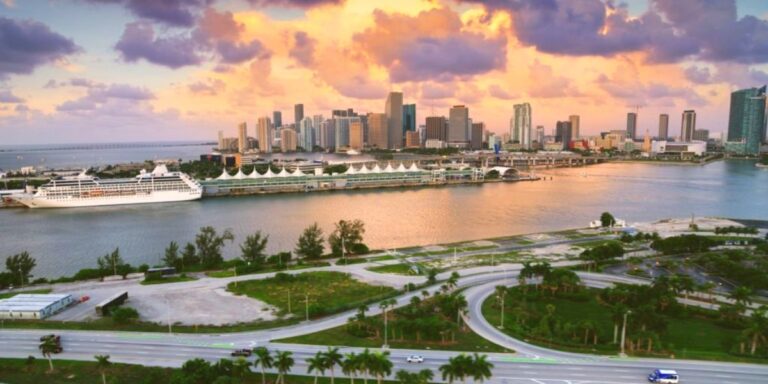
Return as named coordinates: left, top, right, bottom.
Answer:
left=406, top=355, right=424, bottom=363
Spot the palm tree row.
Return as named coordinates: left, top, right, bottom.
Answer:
left=310, top=348, right=393, bottom=384
left=439, top=353, right=494, bottom=384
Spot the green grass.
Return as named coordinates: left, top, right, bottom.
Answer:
left=0, top=358, right=401, bottom=384
left=573, top=239, right=622, bottom=249
left=335, top=257, right=370, bottom=265
left=482, top=288, right=766, bottom=364
left=277, top=320, right=510, bottom=353
left=206, top=262, right=330, bottom=278
left=228, top=271, right=398, bottom=318
left=366, top=263, right=421, bottom=275
left=0, top=288, right=52, bottom=299
left=368, top=255, right=396, bottom=262
left=139, top=275, right=197, bottom=285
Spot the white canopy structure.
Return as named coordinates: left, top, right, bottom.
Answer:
left=383, top=162, right=395, bottom=173
left=358, top=164, right=370, bottom=174
left=247, top=168, right=262, bottom=179
left=263, top=168, right=276, bottom=178
left=345, top=165, right=357, bottom=175
left=277, top=167, right=291, bottom=177
left=408, top=163, right=421, bottom=172
left=216, top=169, right=233, bottom=180
left=233, top=168, right=246, bottom=179
left=292, top=168, right=305, bottom=177
left=396, top=163, right=407, bottom=172
left=371, top=164, right=382, bottom=173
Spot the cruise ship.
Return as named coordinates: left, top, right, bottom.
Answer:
left=12, top=165, right=202, bottom=208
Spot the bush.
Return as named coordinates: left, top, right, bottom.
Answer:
left=111, top=307, right=139, bottom=324
left=70, top=268, right=103, bottom=281
left=138, top=264, right=150, bottom=273
left=267, top=252, right=292, bottom=266
left=350, top=243, right=369, bottom=255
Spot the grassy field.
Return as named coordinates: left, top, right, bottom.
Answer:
left=206, top=262, right=330, bottom=278
left=139, top=275, right=197, bottom=285
left=366, top=263, right=420, bottom=275
left=277, top=320, right=509, bottom=353
left=0, top=358, right=400, bottom=384
left=572, top=239, right=623, bottom=249
left=482, top=288, right=765, bottom=363
left=228, top=271, right=398, bottom=318
left=0, top=288, right=52, bottom=299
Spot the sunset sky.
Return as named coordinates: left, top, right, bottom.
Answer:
left=1, top=0, right=768, bottom=145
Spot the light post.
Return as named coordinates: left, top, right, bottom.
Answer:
left=165, top=295, right=172, bottom=335
left=498, top=291, right=506, bottom=329
left=382, top=302, right=390, bottom=349
left=619, top=309, right=632, bottom=357
left=304, top=292, right=309, bottom=322
left=342, top=237, right=346, bottom=265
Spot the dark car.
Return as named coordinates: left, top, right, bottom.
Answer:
left=231, top=349, right=252, bottom=357
left=39, top=334, right=60, bottom=343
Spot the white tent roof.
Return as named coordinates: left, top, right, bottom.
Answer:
left=292, top=168, right=305, bottom=177
left=233, top=168, right=246, bottom=179
left=371, top=164, right=382, bottom=173
left=408, top=163, right=421, bottom=172
left=358, top=164, right=370, bottom=174
left=263, top=168, right=276, bottom=178
left=277, top=167, right=291, bottom=177
left=383, top=162, right=395, bottom=173
left=247, top=168, right=262, bottom=178
left=396, top=163, right=407, bottom=172
left=216, top=169, right=233, bottom=180
left=345, top=165, right=357, bottom=175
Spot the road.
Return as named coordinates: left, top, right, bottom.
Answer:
left=2, top=267, right=768, bottom=383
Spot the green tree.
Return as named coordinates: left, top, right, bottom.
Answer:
left=94, top=354, right=111, bottom=384
left=342, top=352, right=361, bottom=384
left=307, top=351, right=326, bottom=384
left=328, top=219, right=366, bottom=256
left=368, top=351, right=392, bottom=384
left=731, top=286, right=754, bottom=308
left=241, top=231, right=269, bottom=266
left=163, top=241, right=181, bottom=271
left=97, top=248, right=124, bottom=278
left=321, top=347, right=343, bottom=384
left=469, top=354, right=493, bottom=384
left=38, top=337, right=58, bottom=372
left=296, top=223, right=325, bottom=259
left=195, top=226, right=234, bottom=268
left=440, top=354, right=471, bottom=384
left=181, top=242, right=199, bottom=268
left=232, top=357, right=251, bottom=380
left=743, top=307, right=768, bottom=355
left=5, top=251, right=36, bottom=287
left=600, top=212, right=616, bottom=227
left=274, top=350, right=294, bottom=384
left=111, top=307, right=139, bottom=324
left=417, top=369, right=434, bottom=384
left=252, top=346, right=273, bottom=384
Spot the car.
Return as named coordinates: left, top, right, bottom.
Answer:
left=231, top=349, right=252, bottom=357
left=406, top=355, right=424, bottom=363
left=39, top=334, right=60, bottom=343
left=648, top=369, right=679, bottom=383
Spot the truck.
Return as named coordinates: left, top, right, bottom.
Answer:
left=648, top=369, right=679, bottom=383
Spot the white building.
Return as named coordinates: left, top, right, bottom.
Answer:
left=0, top=294, right=75, bottom=320
left=299, top=117, right=315, bottom=150
left=651, top=140, right=706, bottom=156
left=425, top=139, right=447, bottom=149
left=511, top=103, right=532, bottom=149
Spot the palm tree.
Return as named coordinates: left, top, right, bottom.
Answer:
left=730, top=286, right=754, bottom=308
left=744, top=307, right=768, bottom=355
left=274, top=350, right=294, bottom=384
left=342, top=352, right=360, bottom=384
left=447, top=271, right=460, bottom=290
left=494, top=285, right=507, bottom=328
left=469, top=354, right=493, bottom=384
left=380, top=298, right=397, bottom=346
left=369, top=351, right=392, bottom=384
left=233, top=357, right=252, bottom=380
left=322, top=347, right=344, bottom=384
left=307, top=351, right=327, bottom=384
left=38, top=337, right=58, bottom=372
left=395, top=370, right=416, bottom=384
left=94, top=354, right=111, bottom=384
left=253, top=346, right=274, bottom=384
left=439, top=358, right=459, bottom=384
left=417, top=369, right=434, bottom=384
left=358, top=348, right=373, bottom=384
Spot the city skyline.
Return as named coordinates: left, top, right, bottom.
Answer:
left=1, top=0, right=768, bottom=144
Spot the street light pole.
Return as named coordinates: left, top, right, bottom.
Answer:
left=620, top=310, right=631, bottom=357
left=305, top=292, right=309, bottom=321
left=165, top=296, right=172, bottom=335
left=383, top=304, right=389, bottom=349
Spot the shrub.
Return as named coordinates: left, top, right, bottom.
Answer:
left=111, top=307, right=139, bottom=324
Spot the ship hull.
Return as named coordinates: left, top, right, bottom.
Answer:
left=12, top=191, right=202, bottom=209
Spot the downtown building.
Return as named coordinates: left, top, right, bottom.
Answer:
left=510, top=103, right=532, bottom=149
left=726, top=86, right=767, bottom=155
left=626, top=112, right=638, bottom=140
left=256, top=117, right=273, bottom=153
left=681, top=110, right=696, bottom=142
left=385, top=92, right=403, bottom=149
left=448, top=105, right=470, bottom=147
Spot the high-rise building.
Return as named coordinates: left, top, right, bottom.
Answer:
left=319, top=120, right=335, bottom=149
left=535, top=125, right=545, bottom=145
left=555, top=121, right=572, bottom=150
left=658, top=114, right=669, bottom=139
left=448, top=105, right=469, bottom=144
left=349, top=118, right=363, bottom=150
left=217, top=130, right=224, bottom=151
left=334, top=117, right=351, bottom=148
left=385, top=92, right=403, bottom=149
left=256, top=117, right=273, bottom=153
left=681, top=110, right=696, bottom=142
left=402, top=104, right=416, bottom=135
left=510, top=103, right=532, bottom=148
left=299, top=117, right=314, bottom=150
left=273, top=111, right=282, bottom=129
left=367, top=113, right=388, bottom=149
left=425, top=116, right=448, bottom=141
left=727, top=86, right=767, bottom=155
left=294, top=104, right=304, bottom=127
left=237, top=122, right=248, bottom=153
left=280, top=128, right=297, bottom=152
left=471, top=122, right=484, bottom=150
left=693, top=129, right=709, bottom=141
left=405, top=131, right=421, bottom=148
left=569, top=115, right=580, bottom=139
left=627, top=112, right=637, bottom=140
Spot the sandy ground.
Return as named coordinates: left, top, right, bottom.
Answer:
left=633, top=217, right=749, bottom=237
left=522, top=243, right=584, bottom=259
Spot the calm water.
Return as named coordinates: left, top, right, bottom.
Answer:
left=0, top=160, right=765, bottom=278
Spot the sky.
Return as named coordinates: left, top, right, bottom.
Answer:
left=1, top=0, right=768, bottom=145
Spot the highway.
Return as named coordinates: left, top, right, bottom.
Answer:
left=2, top=267, right=768, bottom=383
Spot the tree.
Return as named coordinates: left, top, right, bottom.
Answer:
left=469, top=354, right=493, bottom=384
left=38, top=337, right=58, bottom=372
left=743, top=307, right=768, bottom=355
left=600, top=212, right=616, bottom=227
left=417, top=369, right=434, bottom=384
left=730, top=286, right=754, bottom=308
left=111, top=307, right=139, bottom=324
left=274, top=350, right=294, bottom=384
left=252, top=346, right=273, bottom=384
left=94, top=354, right=111, bottom=384
left=163, top=241, right=181, bottom=271
left=296, top=223, right=325, bottom=259
left=307, top=351, right=326, bottom=384
left=232, top=357, right=251, bottom=380
left=368, top=351, right=392, bottom=384
left=241, top=231, right=269, bottom=266
left=97, top=248, right=124, bottom=278
left=195, top=226, right=234, bottom=268
left=342, top=353, right=361, bottom=384
left=321, top=347, right=343, bottom=384
left=427, top=268, right=438, bottom=285
left=440, top=354, right=471, bottom=384
left=181, top=242, right=199, bottom=268
left=494, top=285, right=507, bottom=328
left=5, top=251, right=36, bottom=287
left=328, top=219, right=366, bottom=256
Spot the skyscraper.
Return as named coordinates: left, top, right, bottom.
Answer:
left=367, top=113, right=388, bottom=149
left=555, top=121, right=572, bottom=150
left=280, top=128, right=297, bottom=152
left=256, top=116, right=273, bottom=153
left=658, top=114, right=669, bottom=139
left=681, top=110, right=696, bottom=142
left=569, top=115, right=580, bottom=139
left=217, top=130, right=224, bottom=151
left=319, top=120, right=335, bottom=149
left=627, top=112, right=637, bottom=140
left=299, top=117, right=314, bottom=150
left=471, top=122, right=484, bottom=150
left=403, top=104, right=416, bottom=135
left=535, top=125, right=545, bottom=145
left=294, top=104, right=304, bottom=127
left=425, top=116, right=448, bottom=141
left=727, top=86, right=767, bottom=155
left=385, top=92, right=403, bottom=149
left=273, top=111, right=282, bottom=129
left=448, top=105, right=469, bottom=144
left=238, top=122, right=247, bottom=153
left=334, top=116, right=351, bottom=148
left=349, top=118, right=364, bottom=150
left=511, top=103, right=532, bottom=148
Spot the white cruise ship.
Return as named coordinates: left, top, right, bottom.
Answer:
left=12, top=165, right=202, bottom=208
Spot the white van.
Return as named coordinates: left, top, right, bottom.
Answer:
left=648, top=369, right=679, bottom=383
